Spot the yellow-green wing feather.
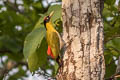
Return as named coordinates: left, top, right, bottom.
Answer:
left=47, top=31, right=60, bottom=59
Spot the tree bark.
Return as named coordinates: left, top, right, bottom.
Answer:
left=56, top=0, right=105, bottom=80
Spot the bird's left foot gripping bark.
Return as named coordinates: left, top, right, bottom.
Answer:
left=56, top=55, right=63, bottom=68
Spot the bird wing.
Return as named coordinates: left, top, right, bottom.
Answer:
left=55, top=32, right=65, bottom=50
left=48, top=31, right=60, bottom=59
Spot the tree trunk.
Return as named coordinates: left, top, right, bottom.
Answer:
left=56, top=0, right=105, bottom=80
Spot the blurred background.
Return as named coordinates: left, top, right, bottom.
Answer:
left=0, top=0, right=120, bottom=80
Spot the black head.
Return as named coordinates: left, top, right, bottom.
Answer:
left=44, top=16, right=50, bottom=29
left=43, top=11, right=54, bottom=30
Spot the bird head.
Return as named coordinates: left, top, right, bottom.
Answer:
left=44, top=16, right=50, bottom=23
left=44, top=11, right=54, bottom=29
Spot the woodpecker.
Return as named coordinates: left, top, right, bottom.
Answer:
left=43, top=11, right=64, bottom=66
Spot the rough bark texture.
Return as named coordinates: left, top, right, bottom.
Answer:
left=56, top=0, right=105, bottom=80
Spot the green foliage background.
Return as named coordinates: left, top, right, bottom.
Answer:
left=0, top=0, right=120, bottom=80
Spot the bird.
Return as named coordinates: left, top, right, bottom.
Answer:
left=43, top=11, right=64, bottom=66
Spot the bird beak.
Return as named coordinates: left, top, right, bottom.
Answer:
left=49, top=11, right=54, bottom=18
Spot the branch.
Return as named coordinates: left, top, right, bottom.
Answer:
left=0, top=50, right=11, bottom=54
left=0, top=48, right=23, bottom=54
left=104, top=35, right=120, bottom=44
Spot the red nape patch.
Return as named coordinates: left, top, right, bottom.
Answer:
left=47, top=46, right=55, bottom=59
